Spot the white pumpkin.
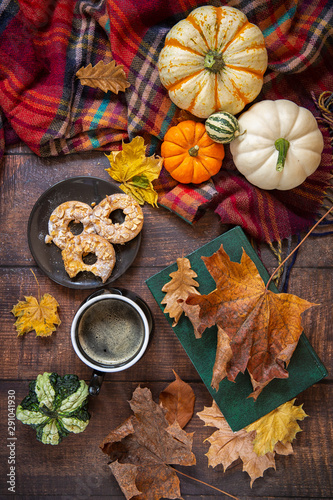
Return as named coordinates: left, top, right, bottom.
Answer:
left=230, top=99, right=324, bottom=190
left=158, top=5, right=268, bottom=119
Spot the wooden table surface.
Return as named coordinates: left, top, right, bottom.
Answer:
left=0, top=144, right=332, bottom=500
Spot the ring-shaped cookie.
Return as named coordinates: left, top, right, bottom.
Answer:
left=46, top=201, right=95, bottom=249
left=91, top=194, right=144, bottom=245
left=61, top=234, right=116, bottom=283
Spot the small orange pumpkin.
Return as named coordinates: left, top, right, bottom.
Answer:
left=161, top=120, right=225, bottom=184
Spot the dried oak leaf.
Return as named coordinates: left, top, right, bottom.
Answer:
left=76, top=60, right=130, bottom=94
left=105, top=136, right=163, bottom=207
left=161, top=257, right=200, bottom=326
left=246, top=398, right=307, bottom=456
left=185, top=245, right=316, bottom=399
left=11, top=293, right=61, bottom=337
left=159, top=370, right=195, bottom=428
left=197, top=400, right=295, bottom=486
left=100, top=386, right=196, bottom=500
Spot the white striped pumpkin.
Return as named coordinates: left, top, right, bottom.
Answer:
left=205, top=112, right=240, bottom=144
left=158, top=5, right=268, bottom=119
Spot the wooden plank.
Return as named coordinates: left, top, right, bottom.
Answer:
left=0, top=381, right=331, bottom=498
left=1, top=266, right=332, bottom=382
left=1, top=150, right=332, bottom=270
left=0, top=154, right=223, bottom=267
left=1, top=146, right=332, bottom=500
left=0, top=266, right=201, bottom=382
left=283, top=267, right=333, bottom=370
left=4, top=143, right=36, bottom=154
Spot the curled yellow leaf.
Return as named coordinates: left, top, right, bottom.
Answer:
left=197, top=401, right=277, bottom=487
left=246, top=398, right=308, bottom=456
left=105, top=136, right=163, bottom=207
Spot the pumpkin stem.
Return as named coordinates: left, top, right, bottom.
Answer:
left=204, top=50, right=224, bottom=73
left=274, top=138, right=290, bottom=171
left=188, top=145, right=199, bottom=157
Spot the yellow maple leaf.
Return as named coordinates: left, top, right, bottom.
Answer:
left=197, top=401, right=282, bottom=486
left=197, top=400, right=302, bottom=486
left=246, top=398, right=308, bottom=456
left=12, top=293, right=61, bottom=337
left=105, top=136, right=163, bottom=207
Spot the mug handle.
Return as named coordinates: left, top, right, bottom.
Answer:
left=80, top=288, right=130, bottom=397
left=88, top=370, right=105, bottom=396
left=81, top=287, right=153, bottom=396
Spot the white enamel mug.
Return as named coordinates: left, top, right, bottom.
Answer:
left=71, top=288, right=153, bottom=395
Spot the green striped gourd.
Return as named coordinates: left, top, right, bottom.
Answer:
left=205, top=112, right=240, bottom=144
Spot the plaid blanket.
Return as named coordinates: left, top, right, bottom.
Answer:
left=0, top=0, right=332, bottom=242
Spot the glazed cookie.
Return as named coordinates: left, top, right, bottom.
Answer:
left=45, top=201, right=95, bottom=249
left=91, top=194, right=143, bottom=245
left=61, top=233, right=116, bottom=283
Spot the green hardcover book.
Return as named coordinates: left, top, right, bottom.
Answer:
left=146, top=226, right=327, bottom=431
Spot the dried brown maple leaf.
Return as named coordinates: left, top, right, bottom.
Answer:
left=159, top=370, right=195, bottom=428
left=161, top=257, right=200, bottom=326
left=197, top=400, right=294, bottom=486
left=76, top=60, right=130, bottom=94
left=100, top=386, right=196, bottom=500
left=11, top=293, right=61, bottom=337
left=185, top=245, right=316, bottom=398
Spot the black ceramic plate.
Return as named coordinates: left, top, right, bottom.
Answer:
left=27, top=176, right=142, bottom=289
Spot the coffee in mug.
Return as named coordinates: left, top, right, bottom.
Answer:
left=71, top=293, right=150, bottom=375
left=77, top=298, right=145, bottom=368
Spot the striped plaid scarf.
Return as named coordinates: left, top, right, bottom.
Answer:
left=0, top=0, right=332, bottom=243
